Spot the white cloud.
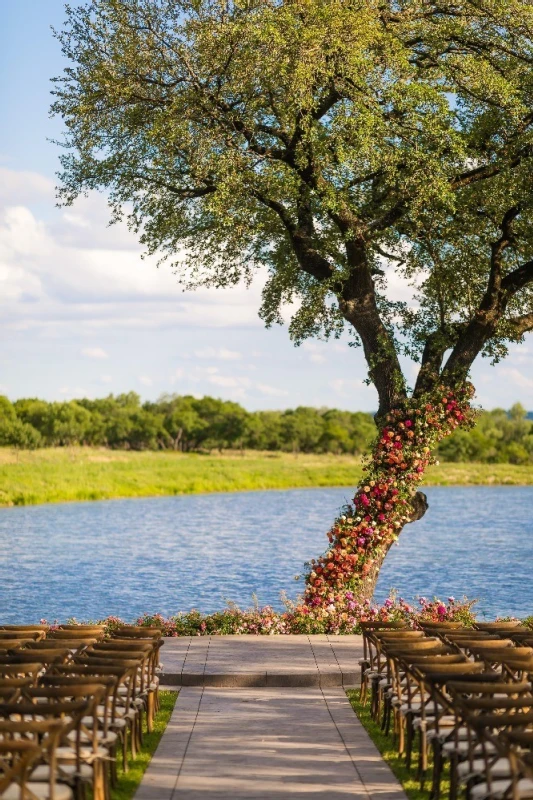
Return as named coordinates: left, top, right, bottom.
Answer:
left=0, top=168, right=54, bottom=206
left=100, top=374, right=112, bottom=384
left=138, top=375, right=153, bottom=387
left=169, top=368, right=185, bottom=385
left=330, top=378, right=374, bottom=399
left=302, top=342, right=326, bottom=364
left=0, top=168, right=266, bottom=335
left=81, top=347, right=108, bottom=359
left=500, top=368, right=533, bottom=390
left=194, top=347, right=242, bottom=360
left=208, top=375, right=251, bottom=389
left=331, top=379, right=347, bottom=396
left=62, top=212, right=91, bottom=229
left=256, top=383, right=288, bottom=397
left=58, top=386, right=89, bottom=398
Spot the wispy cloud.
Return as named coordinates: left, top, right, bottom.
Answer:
left=302, top=342, right=326, bottom=364
left=256, top=383, right=288, bottom=397
left=194, top=347, right=242, bottom=360
left=500, top=367, right=533, bottom=390
left=81, top=347, right=108, bottom=359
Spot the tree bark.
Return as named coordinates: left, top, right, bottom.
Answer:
left=338, top=241, right=407, bottom=419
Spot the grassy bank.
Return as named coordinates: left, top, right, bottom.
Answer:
left=346, top=689, right=448, bottom=800
left=112, top=690, right=178, bottom=800
left=0, top=447, right=532, bottom=507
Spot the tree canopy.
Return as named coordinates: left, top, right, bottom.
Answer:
left=53, top=0, right=533, bottom=418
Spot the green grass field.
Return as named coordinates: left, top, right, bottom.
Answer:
left=112, top=690, right=178, bottom=800
left=0, top=447, right=532, bottom=507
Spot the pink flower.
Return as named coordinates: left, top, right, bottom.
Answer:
left=405, top=420, right=413, bottom=427
left=360, top=494, right=370, bottom=507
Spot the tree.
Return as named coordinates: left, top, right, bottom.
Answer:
left=156, top=394, right=206, bottom=450
left=0, top=397, right=42, bottom=450
left=53, top=0, right=533, bottom=618
left=280, top=407, right=325, bottom=452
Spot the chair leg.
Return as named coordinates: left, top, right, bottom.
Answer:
left=430, top=738, right=442, bottom=800
left=449, top=753, right=458, bottom=800
left=418, top=727, right=428, bottom=790
left=405, top=713, right=414, bottom=767
left=147, top=692, right=155, bottom=734
left=122, top=727, right=129, bottom=773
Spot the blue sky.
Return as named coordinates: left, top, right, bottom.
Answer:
left=1, top=2, right=532, bottom=411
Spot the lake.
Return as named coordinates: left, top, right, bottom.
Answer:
left=0, top=486, right=531, bottom=623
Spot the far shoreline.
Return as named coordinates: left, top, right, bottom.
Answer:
left=1, top=447, right=532, bottom=508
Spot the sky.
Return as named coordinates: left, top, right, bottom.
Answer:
left=1, top=2, right=532, bottom=412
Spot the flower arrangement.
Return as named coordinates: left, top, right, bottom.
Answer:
left=38, top=594, right=479, bottom=635
left=300, top=384, right=477, bottom=628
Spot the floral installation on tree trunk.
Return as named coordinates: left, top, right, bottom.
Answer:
left=301, top=385, right=477, bottom=630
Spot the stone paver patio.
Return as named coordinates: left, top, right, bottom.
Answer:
left=134, top=636, right=407, bottom=799
left=160, top=634, right=365, bottom=687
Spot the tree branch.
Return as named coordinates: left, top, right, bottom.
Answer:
left=509, top=312, right=533, bottom=336
left=441, top=207, right=525, bottom=382
left=501, top=259, right=533, bottom=295
left=252, top=190, right=335, bottom=283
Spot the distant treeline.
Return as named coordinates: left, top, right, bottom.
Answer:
left=0, top=394, right=532, bottom=463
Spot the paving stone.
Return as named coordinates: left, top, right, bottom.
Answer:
left=134, top=683, right=408, bottom=800
left=159, top=634, right=363, bottom=686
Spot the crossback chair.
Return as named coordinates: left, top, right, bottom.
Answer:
left=0, top=739, right=44, bottom=800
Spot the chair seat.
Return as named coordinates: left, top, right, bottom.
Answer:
left=428, top=724, right=468, bottom=742
left=56, top=745, right=109, bottom=761
left=471, top=778, right=533, bottom=800
left=31, top=763, right=93, bottom=781
left=414, top=714, right=457, bottom=731
left=400, top=701, right=423, bottom=713
left=442, top=739, right=496, bottom=756
left=67, top=727, right=117, bottom=746
left=458, top=758, right=511, bottom=781
left=2, top=781, right=73, bottom=800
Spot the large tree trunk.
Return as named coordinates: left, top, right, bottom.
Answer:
left=301, top=385, right=475, bottom=627
left=354, top=490, right=429, bottom=601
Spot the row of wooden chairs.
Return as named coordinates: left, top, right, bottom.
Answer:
left=359, top=619, right=533, bottom=800
left=0, top=624, right=165, bottom=800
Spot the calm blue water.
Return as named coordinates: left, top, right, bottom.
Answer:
left=0, top=487, right=531, bottom=623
